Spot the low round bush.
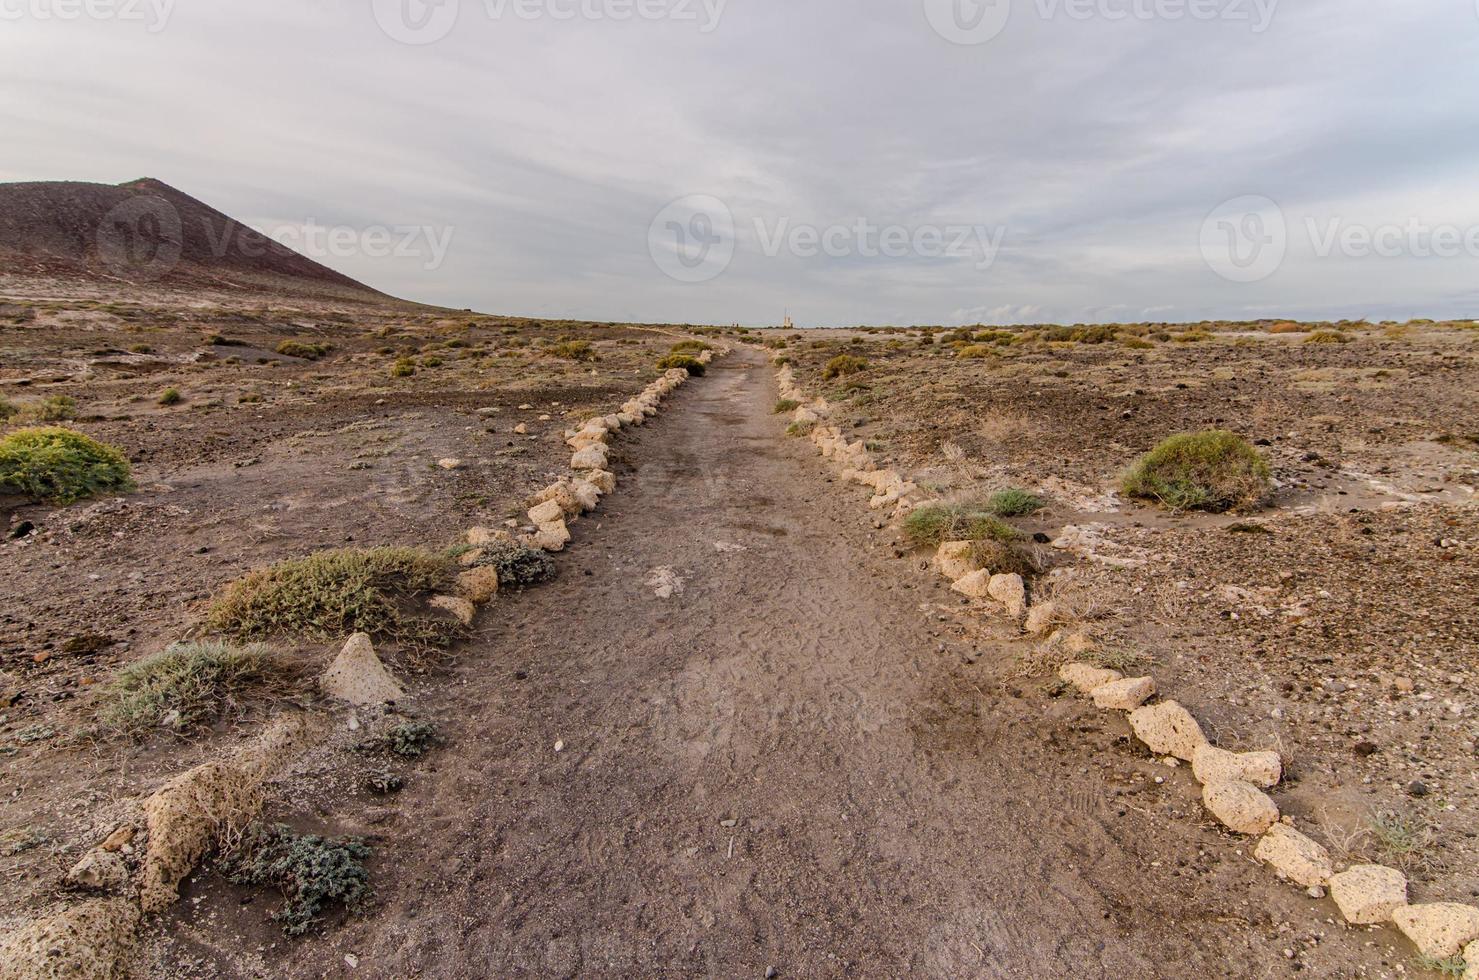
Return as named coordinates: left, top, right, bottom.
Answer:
left=903, top=503, right=1020, bottom=548
left=1121, top=430, right=1270, bottom=512
left=657, top=354, right=705, bottom=376
left=822, top=354, right=867, bottom=379
left=0, top=427, right=134, bottom=504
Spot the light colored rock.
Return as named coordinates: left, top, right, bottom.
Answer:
left=987, top=573, right=1027, bottom=617
left=1191, top=744, right=1282, bottom=789
left=320, top=633, right=404, bottom=706
left=534, top=519, right=571, bottom=552
left=950, top=569, right=993, bottom=600
left=567, top=431, right=607, bottom=451
left=528, top=498, right=565, bottom=525
left=934, top=541, right=976, bottom=581
left=1329, top=865, right=1408, bottom=925
left=437, top=457, right=463, bottom=471
left=456, top=566, right=501, bottom=604
left=430, top=594, right=476, bottom=626
left=466, top=526, right=510, bottom=548
left=1061, top=632, right=1095, bottom=655
left=1024, top=600, right=1063, bottom=635
left=1392, top=904, right=1479, bottom=959
left=571, top=445, right=608, bottom=470
left=513, top=422, right=528, bottom=434
left=0, top=898, right=140, bottom=980
left=1202, top=780, right=1279, bottom=835
left=1128, top=700, right=1208, bottom=761
left=586, top=469, right=617, bottom=495
left=1254, top=824, right=1332, bottom=887
left=1091, top=676, right=1156, bottom=711
left=66, top=847, right=130, bottom=891
left=459, top=548, right=486, bottom=567
left=1058, top=662, right=1123, bottom=693
left=1463, top=940, right=1479, bottom=980
left=570, top=480, right=602, bottom=512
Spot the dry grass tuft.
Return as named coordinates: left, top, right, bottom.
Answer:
left=98, top=641, right=298, bottom=736
left=207, top=547, right=461, bottom=649
left=1121, top=430, right=1270, bottom=512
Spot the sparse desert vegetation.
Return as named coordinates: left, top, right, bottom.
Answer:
left=98, top=640, right=289, bottom=735
left=207, top=546, right=461, bottom=648
left=1120, top=429, right=1271, bottom=512
left=770, top=318, right=1479, bottom=945
left=0, top=426, right=134, bottom=504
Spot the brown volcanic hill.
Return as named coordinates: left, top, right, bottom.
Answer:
left=0, top=178, right=391, bottom=301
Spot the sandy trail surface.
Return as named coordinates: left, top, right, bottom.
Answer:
left=256, top=350, right=1310, bottom=978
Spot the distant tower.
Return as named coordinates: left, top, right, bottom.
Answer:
left=782, top=310, right=794, bottom=329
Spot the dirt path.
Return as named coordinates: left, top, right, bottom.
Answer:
left=262, top=349, right=1309, bottom=978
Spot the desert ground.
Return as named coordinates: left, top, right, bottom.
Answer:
left=2, top=296, right=1476, bottom=979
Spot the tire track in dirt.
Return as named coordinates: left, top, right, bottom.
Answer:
left=269, top=348, right=1302, bottom=979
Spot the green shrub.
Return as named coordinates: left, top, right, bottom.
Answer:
left=1070, top=325, right=1117, bottom=344
left=670, top=340, right=712, bottom=354
left=956, top=344, right=995, bottom=359
left=773, top=399, right=799, bottom=414
left=420, top=355, right=443, bottom=368
left=158, top=387, right=182, bottom=406
left=1306, top=330, right=1349, bottom=344
left=1120, top=336, right=1155, bottom=350
left=0, top=427, right=134, bottom=504
left=29, top=395, right=77, bottom=422
left=903, top=503, right=1020, bottom=549
left=390, top=358, right=416, bottom=378
left=207, top=546, right=461, bottom=647
left=1121, top=430, right=1270, bottom=512
left=985, top=488, right=1044, bottom=517
left=550, top=340, right=595, bottom=361
left=129, top=343, right=154, bottom=354
left=1172, top=330, right=1211, bottom=343
left=275, top=340, right=330, bottom=360
left=0, top=397, right=17, bottom=421
left=382, top=721, right=436, bottom=757
left=785, top=419, right=815, bottom=437
left=226, top=824, right=370, bottom=936
left=473, top=542, right=557, bottom=588
left=822, top=354, right=868, bottom=379
left=99, top=641, right=285, bottom=735
left=657, top=354, right=705, bottom=376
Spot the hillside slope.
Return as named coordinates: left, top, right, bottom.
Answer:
left=0, top=178, right=390, bottom=302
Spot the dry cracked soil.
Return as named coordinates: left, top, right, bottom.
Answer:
left=151, top=348, right=1396, bottom=978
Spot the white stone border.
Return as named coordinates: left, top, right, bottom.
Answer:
left=771, top=353, right=1479, bottom=972
left=0, top=341, right=730, bottom=975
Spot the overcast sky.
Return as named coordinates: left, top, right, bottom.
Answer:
left=4, top=1, right=1479, bottom=325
